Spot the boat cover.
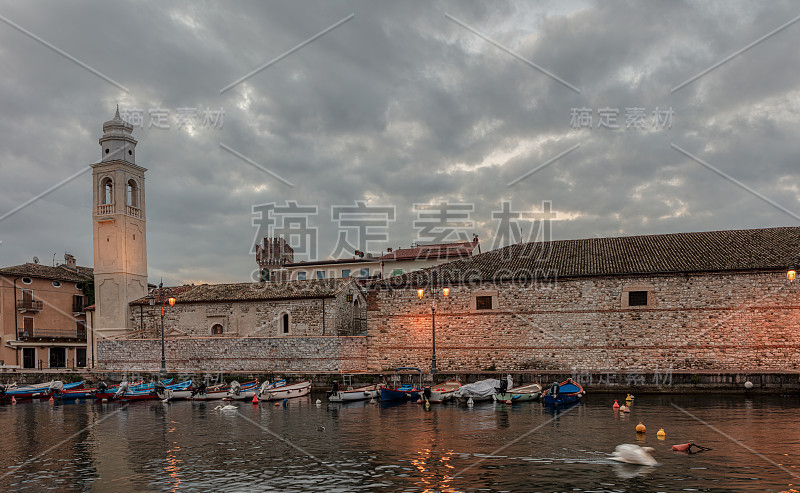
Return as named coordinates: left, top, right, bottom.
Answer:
left=452, top=379, right=500, bottom=400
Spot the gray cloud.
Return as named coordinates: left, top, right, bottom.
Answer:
left=1, top=0, right=798, bottom=285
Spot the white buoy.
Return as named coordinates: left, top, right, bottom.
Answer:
left=315, top=399, right=322, bottom=406
left=467, top=397, right=474, bottom=407
left=744, top=381, right=753, bottom=389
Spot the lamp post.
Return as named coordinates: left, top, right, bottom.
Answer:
left=417, top=282, right=450, bottom=375
left=788, top=265, right=796, bottom=283
left=148, top=281, right=175, bottom=374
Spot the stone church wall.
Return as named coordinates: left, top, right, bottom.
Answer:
left=366, top=270, right=800, bottom=372
left=97, top=335, right=367, bottom=372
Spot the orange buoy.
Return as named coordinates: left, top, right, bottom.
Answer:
left=612, top=399, right=620, bottom=409
left=11, top=396, right=17, bottom=405
left=636, top=422, right=646, bottom=433
left=672, top=443, right=691, bottom=452
left=49, top=395, right=54, bottom=402
left=274, top=402, right=280, bottom=406
left=252, top=395, right=259, bottom=404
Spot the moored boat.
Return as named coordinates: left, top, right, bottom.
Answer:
left=155, top=381, right=194, bottom=401
left=541, top=378, right=584, bottom=406
left=380, top=367, right=424, bottom=402
left=423, top=380, right=461, bottom=403
left=258, top=380, right=311, bottom=401
left=328, top=384, right=381, bottom=402
left=452, top=379, right=500, bottom=403
left=494, top=383, right=543, bottom=402
left=225, top=380, right=263, bottom=401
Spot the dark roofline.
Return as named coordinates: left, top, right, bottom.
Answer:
left=285, top=258, right=377, bottom=267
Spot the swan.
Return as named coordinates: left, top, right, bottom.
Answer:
left=214, top=404, right=238, bottom=411
left=610, top=444, right=657, bottom=466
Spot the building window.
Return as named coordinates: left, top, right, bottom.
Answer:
left=73, top=295, right=85, bottom=313
left=475, top=296, right=493, bottom=310
left=22, top=277, right=32, bottom=285
left=76, top=348, right=86, bottom=368
left=359, top=268, right=370, bottom=277
left=341, top=269, right=351, bottom=278
left=281, top=313, right=290, bottom=334
left=392, top=269, right=403, bottom=276
left=260, top=269, right=270, bottom=282
left=346, top=293, right=353, bottom=303
left=211, top=324, right=224, bottom=335
left=22, top=316, right=34, bottom=337
left=296, top=272, right=307, bottom=281
left=314, top=270, right=326, bottom=279
left=76, top=283, right=83, bottom=290
left=628, top=291, right=648, bottom=306
left=52, top=280, right=62, bottom=288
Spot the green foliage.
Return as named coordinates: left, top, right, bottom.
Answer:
left=81, top=279, right=95, bottom=306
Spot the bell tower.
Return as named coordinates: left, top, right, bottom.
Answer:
left=91, top=107, right=148, bottom=336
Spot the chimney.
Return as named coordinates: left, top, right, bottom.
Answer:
left=64, top=253, right=76, bottom=269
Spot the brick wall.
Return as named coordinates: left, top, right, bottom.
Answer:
left=97, top=336, right=367, bottom=372
left=366, top=270, right=800, bottom=372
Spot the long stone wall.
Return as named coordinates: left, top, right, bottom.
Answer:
left=366, top=270, right=800, bottom=372
left=97, top=336, right=367, bottom=372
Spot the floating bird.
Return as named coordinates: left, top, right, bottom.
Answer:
left=611, top=444, right=657, bottom=466
left=214, top=404, right=238, bottom=411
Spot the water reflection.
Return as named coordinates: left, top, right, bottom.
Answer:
left=0, top=393, right=798, bottom=491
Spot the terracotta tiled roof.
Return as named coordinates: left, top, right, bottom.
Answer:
left=130, top=277, right=357, bottom=305
left=380, top=227, right=800, bottom=286
left=0, top=263, right=93, bottom=283
left=380, top=240, right=479, bottom=261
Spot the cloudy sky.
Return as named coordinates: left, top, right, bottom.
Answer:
left=0, top=0, right=798, bottom=285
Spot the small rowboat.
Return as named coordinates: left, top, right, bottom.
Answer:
left=494, top=383, right=542, bottom=402
left=155, top=381, right=195, bottom=401
left=380, top=367, right=424, bottom=402
left=424, top=381, right=461, bottom=403
left=225, top=380, right=263, bottom=401
left=258, top=380, right=311, bottom=401
left=95, top=379, right=183, bottom=402
left=541, top=379, right=584, bottom=406
left=328, top=384, right=381, bottom=402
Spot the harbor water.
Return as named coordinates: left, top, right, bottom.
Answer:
left=0, top=393, right=798, bottom=492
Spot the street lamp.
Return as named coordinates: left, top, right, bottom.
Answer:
left=417, top=280, right=450, bottom=375
left=788, top=265, right=796, bottom=283
left=148, top=281, right=175, bottom=374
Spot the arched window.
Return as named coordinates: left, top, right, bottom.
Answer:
left=211, top=324, right=223, bottom=335
left=101, top=177, right=113, bottom=205
left=281, top=313, right=290, bottom=334
left=127, top=179, right=139, bottom=207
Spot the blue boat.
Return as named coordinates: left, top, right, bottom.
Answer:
left=380, top=367, right=423, bottom=402
left=541, top=378, right=584, bottom=406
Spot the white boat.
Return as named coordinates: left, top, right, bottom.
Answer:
left=258, top=380, right=312, bottom=401
left=493, top=383, right=543, bottom=402
left=452, top=379, right=500, bottom=402
left=328, top=384, right=381, bottom=402
left=425, top=381, right=461, bottom=403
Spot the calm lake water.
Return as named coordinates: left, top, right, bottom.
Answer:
left=0, top=392, right=798, bottom=492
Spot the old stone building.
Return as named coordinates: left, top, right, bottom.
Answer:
left=96, top=277, right=367, bottom=371
left=367, top=227, right=800, bottom=373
